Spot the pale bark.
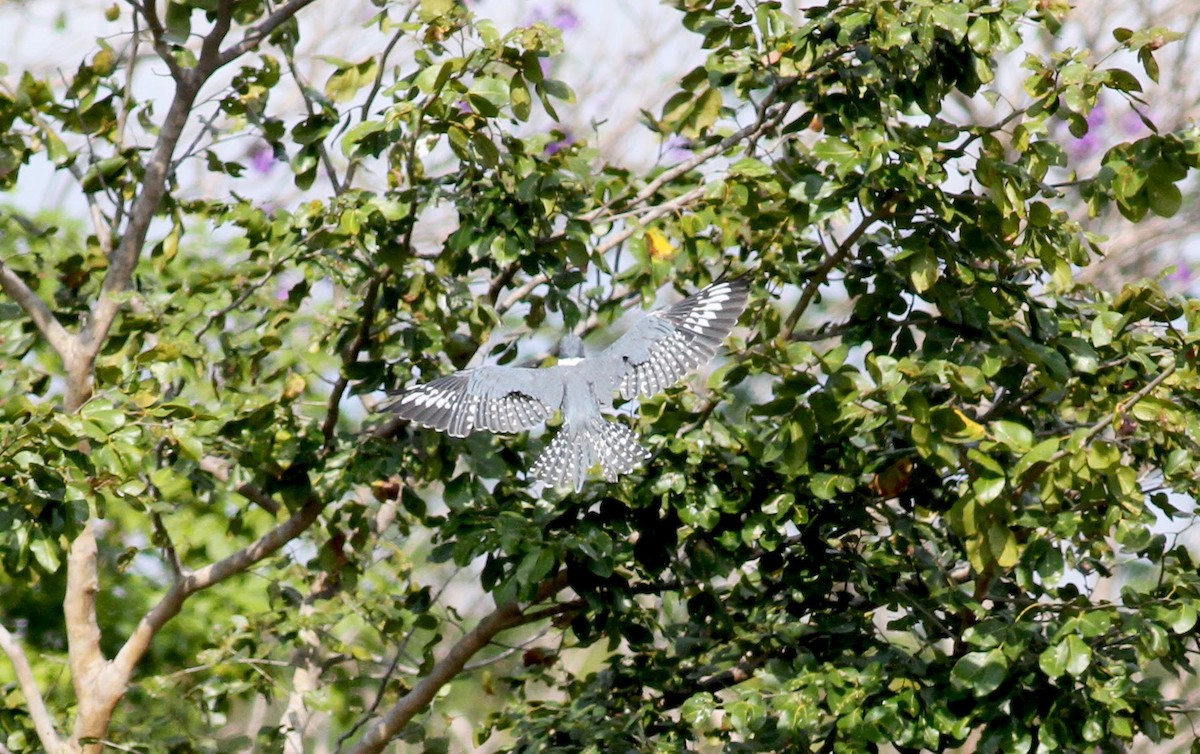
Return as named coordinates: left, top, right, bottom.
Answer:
left=58, top=496, right=324, bottom=752
left=64, top=524, right=108, bottom=750
left=282, top=572, right=337, bottom=753
left=0, top=622, right=63, bottom=753
left=0, top=261, right=74, bottom=362
left=282, top=624, right=324, bottom=754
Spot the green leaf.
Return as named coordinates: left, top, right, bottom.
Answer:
left=324, top=58, right=378, bottom=103
left=29, top=537, right=61, bottom=573
left=1041, top=635, right=1092, bottom=678
left=510, top=73, right=531, bottom=120
left=931, top=4, right=970, bottom=42
left=909, top=249, right=939, bottom=293
left=341, top=120, right=386, bottom=157
left=418, top=0, right=454, bottom=21
left=952, top=649, right=1008, bottom=695
left=681, top=693, right=717, bottom=728
left=1147, top=178, right=1182, bottom=217
left=990, top=420, right=1033, bottom=452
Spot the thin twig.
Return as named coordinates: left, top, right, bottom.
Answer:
left=195, top=245, right=306, bottom=339
left=198, top=455, right=281, bottom=515
left=1014, top=357, right=1178, bottom=497
left=579, top=79, right=793, bottom=225
left=322, top=274, right=385, bottom=449
left=780, top=209, right=883, bottom=340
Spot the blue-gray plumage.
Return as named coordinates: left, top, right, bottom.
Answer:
left=390, top=277, right=749, bottom=490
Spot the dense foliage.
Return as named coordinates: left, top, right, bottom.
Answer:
left=2, top=0, right=1200, bottom=751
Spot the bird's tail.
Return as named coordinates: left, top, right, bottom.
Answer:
left=530, top=417, right=650, bottom=491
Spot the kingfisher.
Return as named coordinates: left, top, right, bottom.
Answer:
left=389, top=277, right=749, bottom=491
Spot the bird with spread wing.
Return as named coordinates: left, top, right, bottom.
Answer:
left=389, top=277, right=750, bottom=491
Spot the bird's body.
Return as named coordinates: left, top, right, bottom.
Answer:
left=390, top=277, right=749, bottom=490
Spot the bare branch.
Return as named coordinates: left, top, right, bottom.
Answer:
left=579, top=79, right=793, bottom=225
left=60, top=494, right=321, bottom=750
left=198, top=455, right=281, bottom=515
left=496, top=272, right=550, bottom=316
left=77, top=83, right=203, bottom=409
left=150, top=511, right=184, bottom=582
left=78, top=0, right=293, bottom=410
left=217, top=0, right=323, bottom=68
left=487, top=261, right=522, bottom=307
left=0, top=622, right=63, bottom=754
left=342, top=12, right=418, bottom=188
left=198, top=0, right=235, bottom=71
left=780, top=209, right=883, bottom=341
left=108, top=494, right=323, bottom=684
left=323, top=274, right=384, bottom=449
left=137, top=0, right=184, bottom=78
left=346, top=573, right=569, bottom=754
left=0, top=257, right=75, bottom=362
left=1013, top=357, right=1178, bottom=499
left=592, top=184, right=707, bottom=259
left=195, top=245, right=307, bottom=339
left=282, top=571, right=338, bottom=752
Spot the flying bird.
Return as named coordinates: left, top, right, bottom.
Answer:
left=390, top=277, right=749, bottom=491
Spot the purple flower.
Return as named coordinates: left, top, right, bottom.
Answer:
left=527, top=3, right=580, bottom=32
left=551, top=4, right=580, bottom=31
left=545, top=129, right=574, bottom=155
left=1120, top=109, right=1150, bottom=136
left=1065, top=106, right=1106, bottom=161
left=663, top=135, right=693, bottom=163
left=1169, top=263, right=1193, bottom=284
left=249, top=144, right=276, bottom=175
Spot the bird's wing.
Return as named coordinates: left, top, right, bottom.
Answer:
left=389, top=365, right=560, bottom=437
left=597, top=277, right=750, bottom=401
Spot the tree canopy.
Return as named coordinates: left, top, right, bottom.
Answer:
left=2, top=0, right=1200, bottom=752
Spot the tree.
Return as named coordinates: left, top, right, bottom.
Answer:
left=2, top=0, right=1200, bottom=751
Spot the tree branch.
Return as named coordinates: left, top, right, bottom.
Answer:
left=1013, top=357, right=1179, bottom=498
left=323, top=274, right=384, bottom=449
left=198, top=455, right=281, bottom=515
left=780, top=209, right=882, bottom=341
left=0, top=622, right=63, bottom=754
left=592, top=184, right=708, bottom=259
left=579, top=79, right=793, bottom=225
left=64, top=523, right=107, bottom=748
left=62, top=495, right=322, bottom=750
left=0, top=256, right=75, bottom=363
left=137, top=0, right=184, bottom=78
left=108, top=493, right=324, bottom=684
left=73, top=0, right=320, bottom=412
left=217, top=0, right=323, bottom=68
left=282, top=571, right=338, bottom=752
left=345, top=572, right=569, bottom=754
left=75, top=67, right=204, bottom=411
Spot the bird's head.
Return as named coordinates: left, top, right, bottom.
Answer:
left=558, top=333, right=585, bottom=365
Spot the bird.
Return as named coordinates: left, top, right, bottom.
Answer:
left=389, top=277, right=750, bottom=491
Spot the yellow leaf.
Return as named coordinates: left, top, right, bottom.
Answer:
left=646, top=228, right=676, bottom=260
left=282, top=373, right=306, bottom=400
left=953, top=408, right=985, bottom=439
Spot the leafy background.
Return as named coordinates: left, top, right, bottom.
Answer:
left=2, top=0, right=1200, bottom=752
